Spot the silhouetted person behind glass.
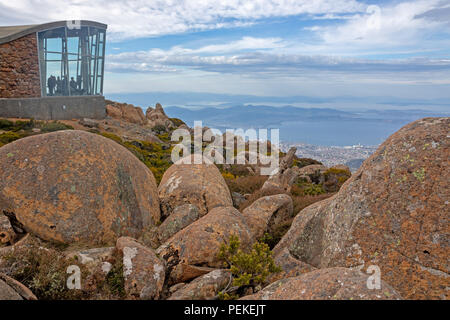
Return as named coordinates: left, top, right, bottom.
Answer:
left=77, top=75, right=82, bottom=91
left=62, top=76, right=69, bottom=95
left=56, top=76, right=62, bottom=95
left=70, top=77, right=77, bottom=95
left=47, top=75, right=56, bottom=96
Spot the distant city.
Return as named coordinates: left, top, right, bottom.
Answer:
left=280, top=142, right=378, bottom=172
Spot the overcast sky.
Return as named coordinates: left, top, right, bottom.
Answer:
left=1, top=0, right=449, bottom=109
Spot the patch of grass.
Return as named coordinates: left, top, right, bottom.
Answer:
left=39, top=121, right=74, bottom=133
left=0, top=131, right=26, bottom=145
left=99, top=132, right=173, bottom=184
left=152, top=124, right=167, bottom=133
left=0, top=119, right=14, bottom=130
left=103, top=253, right=126, bottom=298
left=0, top=243, right=86, bottom=300
left=303, top=183, right=326, bottom=196
left=169, top=118, right=186, bottom=127
left=0, top=118, right=74, bottom=147
left=100, top=132, right=123, bottom=144
left=224, top=175, right=268, bottom=195
left=0, top=239, right=127, bottom=300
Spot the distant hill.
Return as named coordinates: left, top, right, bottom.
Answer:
left=163, top=104, right=448, bottom=129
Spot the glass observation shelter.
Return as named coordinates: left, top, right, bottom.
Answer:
left=37, top=21, right=106, bottom=97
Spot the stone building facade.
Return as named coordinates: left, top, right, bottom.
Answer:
left=0, top=33, right=41, bottom=98
left=0, top=21, right=107, bottom=120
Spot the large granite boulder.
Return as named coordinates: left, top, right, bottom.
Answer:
left=168, top=269, right=231, bottom=300
left=158, top=157, right=233, bottom=218
left=297, top=164, right=328, bottom=183
left=261, top=147, right=297, bottom=192
left=157, top=206, right=252, bottom=284
left=157, top=204, right=200, bottom=243
left=241, top=267, right=401, bottom=300
left=0, top=130, right=160, bottom=245
left=274, top=118, right=450, bottom=299
left=242, top=194, right=293, bottom=239
left=116, top=237, right=166, bottom=300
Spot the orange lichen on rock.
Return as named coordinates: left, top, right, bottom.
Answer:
left=0, top=130, right=160, bottom=245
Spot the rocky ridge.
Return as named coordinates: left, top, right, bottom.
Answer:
left=0, top=106, right=447, bottom=300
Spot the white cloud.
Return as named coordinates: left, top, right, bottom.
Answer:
left=0, top=0, right=364, bottom=40
left=315, top=0, right=449, bottom=51
left=106, top=37, right=450, bottom=78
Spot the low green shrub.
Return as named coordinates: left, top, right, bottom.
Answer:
left=303, top=183, right=326, bottom=195
left=169, top=117, right=186, bottom=127
left=0, top=131, right=26, bottom=144
left=0, top=119, right=14, bottom=130
left=218, top=235, right=281, bottom=292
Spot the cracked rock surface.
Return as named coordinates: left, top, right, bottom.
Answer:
left=158, top=157, right=232, bottom=218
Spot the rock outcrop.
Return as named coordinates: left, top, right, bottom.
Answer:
left=98, top=118, right=165, bottom=144
left=0, top=130, right=160, bottom=245
left=157, top=204, right=200, bottom=243
left=106, top=101, right=147, bottom=125
left=274, top=117, right=450, bottom=299
left=157, top=206, right=252, bottom=284
left=261, top=147, right=297, bottom=192
left=168, top=269, right=231, bottom=300
left=296, top=164, right=328, bottom=183
left=116, top=237, right=166, bottom=300
left=158, top=157, right=233, bottom=218
left=241, top=268, right=401, bottom=300
left=242, top=194, right=293, bottom=239
left=146, top=103, right=174, bottom=129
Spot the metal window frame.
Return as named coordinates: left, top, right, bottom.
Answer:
left=37, top=24, right=106, bottom=97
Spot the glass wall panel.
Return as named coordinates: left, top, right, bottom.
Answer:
left=38, top=24, right=106, bottom=97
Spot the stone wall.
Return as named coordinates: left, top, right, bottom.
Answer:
left=0, top=96, right=106, bottom=120
left=0, top=33, right=41, bottom=98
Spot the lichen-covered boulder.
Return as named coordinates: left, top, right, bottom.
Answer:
left=269, top=247, right=316, bottom=282
left=274, top=117, right=450, bottom=300
left=0, top=130, right=160, bottom=245
left=158, top=157, right=233, bottom=218
left=116, top=237, right=166, bottom=300
left=241, top=268, right=402, bottom=300
left=168, top=269, right=231, bottom=300
left=157, top=204, right=200, bottom=243
left=297, top=164, right=327, bottom=183
left=157, top=206, right=252, bottom=284
left=242, top=194, right=293, bottom=239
